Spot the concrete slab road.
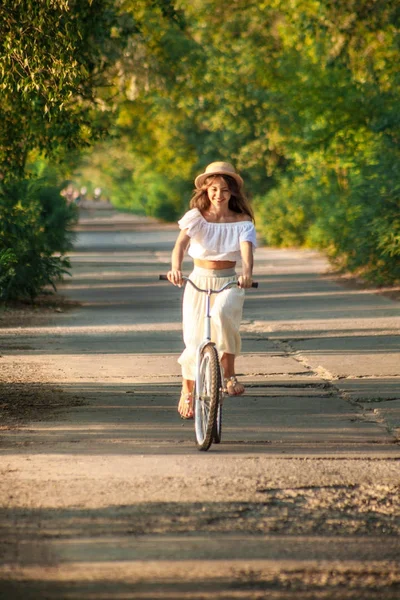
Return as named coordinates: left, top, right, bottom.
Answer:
left=0, top=209, right=399, bottom=599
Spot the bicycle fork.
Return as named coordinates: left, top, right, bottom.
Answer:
left=195, top=289, right=212, bottom=396
left=195, top=289, right=224, bottom=403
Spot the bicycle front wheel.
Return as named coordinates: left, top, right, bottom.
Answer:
left=194, top=343, right=221, bottom=451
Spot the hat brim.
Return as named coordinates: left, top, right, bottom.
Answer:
left=195, top=170, right=243, bottom=189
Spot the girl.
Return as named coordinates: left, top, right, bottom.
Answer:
left=167, top=161, right=256, bottom=419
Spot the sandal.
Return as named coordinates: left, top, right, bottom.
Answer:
left=224, top=375, right=245, bottom=397
left=178, top=391, right=194, bottom=420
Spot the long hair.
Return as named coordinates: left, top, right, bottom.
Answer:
left=190, top=175, right=254, bottom=221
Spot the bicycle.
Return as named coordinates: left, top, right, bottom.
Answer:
left=159, top=274, right=258, bottom=451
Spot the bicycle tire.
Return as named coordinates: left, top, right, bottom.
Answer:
left=213, top=362, right=225, bottom=443
left=194, top=343, right=221, bottom=451
left=213, top=401, right=222, bottom=444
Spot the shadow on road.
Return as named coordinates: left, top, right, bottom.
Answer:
left=1, top=380, right=397, bottom=456
left=1, top=494, right=399, bottom=599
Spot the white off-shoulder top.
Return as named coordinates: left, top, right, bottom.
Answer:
left=178, top=208, right=257, bottom=262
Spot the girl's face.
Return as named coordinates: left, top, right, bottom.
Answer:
left=207, top=176, right=231, bottom=209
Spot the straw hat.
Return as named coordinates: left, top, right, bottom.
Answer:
left=194, top=161, right=244, bottom=189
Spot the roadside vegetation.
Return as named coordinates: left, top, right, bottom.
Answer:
left=1, top=0, right=399, bottom=303
left=0, top=0, right=132, bottom=301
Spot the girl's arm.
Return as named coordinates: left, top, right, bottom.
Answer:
left=238, top=241, right=254, bottom=288
left=167, top=229, right=190, bottom=286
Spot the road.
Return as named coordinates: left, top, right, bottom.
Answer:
left=0, top=209, right=399, bottom=599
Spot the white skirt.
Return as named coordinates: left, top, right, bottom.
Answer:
left=178, top=266, right=245, bottom=380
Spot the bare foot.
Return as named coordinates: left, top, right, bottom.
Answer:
left=225, top=375, right=245, bottom=396
left=178, top=391, right=194, bottom=419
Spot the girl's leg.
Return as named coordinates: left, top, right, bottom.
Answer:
left=178, top=378, right=194, bottom=419
left=212, top=283, right=245, bottom=396
left=182, top=379, right=194, bottom=394
left=221, top=352, right=245, bottom=395
left=177, top=271, right=203, bottom=419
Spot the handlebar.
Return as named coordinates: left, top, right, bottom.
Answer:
left=159, top=274, right=258, bottom=292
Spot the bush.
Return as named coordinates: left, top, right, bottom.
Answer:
left=308, top=147, right=400, bottom=284
left=254, top=174, right=329, bottom=248
left=254, top=144, right=400, bottom=285
left=0, top=178, right=77, bottom=302
left=110, top=163, right=191, bottom=221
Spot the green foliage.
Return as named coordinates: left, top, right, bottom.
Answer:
left=323, top=144, right=400, bottom=284
left=130, top=169, right=190, bottom=221
left=75, top=141, right=191, bottom=220
left=255, top=139, right=400, bottom=283
left=71, top=0, right=398, bottom=284
left=0, top=0, right=132, bottom=180
left=0, top=1, right=132, bottom=301
left=2, top=0, right=398, bottom=286
left=254, top=176, right=326, bottom=248
left=0, top=178, right=77, bottom=302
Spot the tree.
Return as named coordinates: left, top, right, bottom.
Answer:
left=0, top=0, right=134, bottom=301
left=70, top=0, right=400, bottom=283
left=0, top=0, right=133, bottom=181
